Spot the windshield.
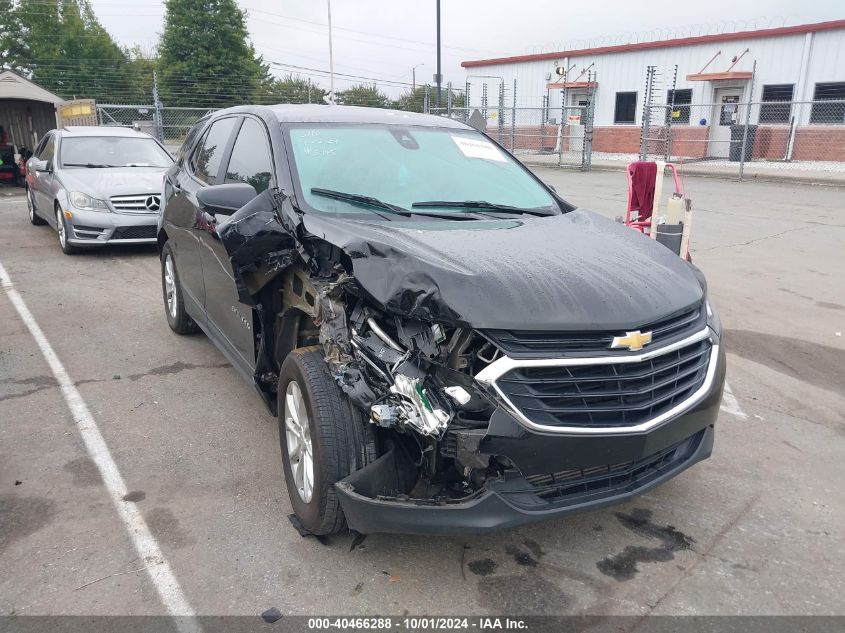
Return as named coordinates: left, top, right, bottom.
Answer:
left=60, top=136, right=173, bottom=168
left=285, top=124, right=557, bottom=217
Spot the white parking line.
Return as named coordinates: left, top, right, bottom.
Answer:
left=720, top=381, right=748, bottom=419
left=0, top=259, right=202, bottom=632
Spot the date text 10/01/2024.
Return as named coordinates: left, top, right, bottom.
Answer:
left=306, top=617, right=529, bottom=630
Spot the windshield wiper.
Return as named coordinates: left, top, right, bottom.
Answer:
left=63, top=163, right=115, bottom=168
left=311, top=188, right=413, bottom=218
left=411, top=200, right=553, bottom=216
left=310, top=188, right=483, bottom=221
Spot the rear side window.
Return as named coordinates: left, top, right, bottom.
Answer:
left=192, top=117, right=237, bottom=184
left=224, top=118, right=274, bottom=193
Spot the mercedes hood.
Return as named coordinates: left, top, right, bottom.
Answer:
left=58, top=167, right=167, bottom=199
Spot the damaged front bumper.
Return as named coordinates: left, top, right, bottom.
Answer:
left=335, top=345, right=725, bottom=535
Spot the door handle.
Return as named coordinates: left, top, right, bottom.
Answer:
left=167, top=176, right=182, bottom=194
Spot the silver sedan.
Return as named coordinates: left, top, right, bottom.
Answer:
left=26, top=126, right=173, bottom=254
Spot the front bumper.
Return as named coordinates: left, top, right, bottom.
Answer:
left=336, top=343, right=726, bottom=535
left=65, top=209, right=158, bottom=246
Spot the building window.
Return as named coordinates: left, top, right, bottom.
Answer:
left=666, top=89, right=692, bottom=124
left=614, top=92, right=637, bottom=124
left=810, top=82, right=845, bottom=124
left=759, top=84, right=794, bottom=124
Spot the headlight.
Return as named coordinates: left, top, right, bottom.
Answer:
left=706, top=299, right=721, bottom=337
left=69, top=191, right=109, bottom=212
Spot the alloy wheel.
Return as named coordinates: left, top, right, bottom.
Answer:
left=284, top=380, right=314, bottom=503
left=163, top=254, right=177, bottom=319
left=56, top=209, right=66, bottom=248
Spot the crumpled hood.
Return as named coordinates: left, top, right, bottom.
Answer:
left=58, top=167, right=167, bottom=199
left=302, top=208, right=704, bottom=330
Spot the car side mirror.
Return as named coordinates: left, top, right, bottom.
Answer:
left=32, top=159, right=50, bottom=173
left=196, top=183, right=257, bottom=216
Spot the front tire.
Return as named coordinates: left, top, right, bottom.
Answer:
left=278, top=347, right=374, bottom=535
left=28, top=189, right=45, bottom=225
left=55, top=206, right=78, bottom=254
left=161, top=241, right=199, bottom=334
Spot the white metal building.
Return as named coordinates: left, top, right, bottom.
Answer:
left=461, top=20, right=845, bottom=161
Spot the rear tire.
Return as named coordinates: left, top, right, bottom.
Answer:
left=278, top=346, right=375, bottom=535
left=28, top=189, right=45, bottom=225
left=161, top=241, right=199, bottom=334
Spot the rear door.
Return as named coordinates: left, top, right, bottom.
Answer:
left=200, top=116, right=275, bottom=373
left=164, top=116, right=239, bottom=317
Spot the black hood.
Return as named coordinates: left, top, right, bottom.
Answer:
left=217, top=191, right=703, bottom=331
left=300, top=208, right=704, bottom=331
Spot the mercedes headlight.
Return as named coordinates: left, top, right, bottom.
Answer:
left=69, top=191, right=109, bottom=212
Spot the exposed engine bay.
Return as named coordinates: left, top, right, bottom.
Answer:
left=215, top=187, right=531, bottom=508
left=214, top=184, right=713, bottom=528
left=281, top=265, right=506, bottom=502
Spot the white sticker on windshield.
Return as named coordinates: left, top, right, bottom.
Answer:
left=451, top=135, right=506, bottom=162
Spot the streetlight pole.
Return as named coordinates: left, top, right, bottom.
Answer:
left=327, top=0, right=335, bottom=103
left=412, top=63, right=425, bottom=91
left=435, top=0, right=442, bottom=107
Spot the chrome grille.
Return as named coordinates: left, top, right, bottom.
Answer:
left=475, top=329, right=717, bottom=434
left=497, top=340, right=711, bottom=429
left=482, top=303, right=705, bottom=358
left=110, top=194, right=161, bottom=214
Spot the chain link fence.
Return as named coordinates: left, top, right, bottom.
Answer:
left=636, top=98, right=845, bottom=180
left=94, top=94, right=844, bottom=183
left=97, top=104, right=214, bottom=146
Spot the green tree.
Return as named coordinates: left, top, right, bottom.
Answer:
left=257, top=73, right=327, bottom=105
left=336, top=83, right=391, bottom=108
left=126, top=45, right=157, bottom=103
left=0, top=0, right=135, bottom=101
left=394, top=86, right=466, bottom=112
left=158, top=0, right=264, bottom=107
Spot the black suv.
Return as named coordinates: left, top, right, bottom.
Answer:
left=159, top=105, right=725, bottom=536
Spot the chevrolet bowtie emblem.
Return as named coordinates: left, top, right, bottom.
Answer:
left=611, top=330, right=653, bottom=351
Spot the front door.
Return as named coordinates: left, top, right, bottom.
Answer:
left=32, top=134, right=56, bottom=214
left=567, top=92, right=589, bottom=153
left=199, top=116, right=275, bottom=375
left=708, top=88, right=744, bottom=159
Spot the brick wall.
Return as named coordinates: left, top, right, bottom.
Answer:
left=481, top=123, right=845, bottom=161
left=593, top=126, right=639, bottom=153
left=752, top=126, right=790, bottom=160
left=670, top=127, right=710, bottom=159
left=792, top=126, right=845, bottom=161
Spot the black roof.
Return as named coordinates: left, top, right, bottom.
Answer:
left=217, top=104, right=470, bottom=129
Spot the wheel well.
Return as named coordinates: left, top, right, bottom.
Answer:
left=274, top=308, right=319, bottom=369
left=157, top=228, right=168, bottom=253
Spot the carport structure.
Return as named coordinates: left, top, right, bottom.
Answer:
left=0, top=70, right=61, bottom=150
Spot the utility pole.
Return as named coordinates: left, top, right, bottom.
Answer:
left=435, top=0, right=442, bottom=108
left=327, top=0, right=335, bottom=103
left=152, top=69, right=164, bottom=143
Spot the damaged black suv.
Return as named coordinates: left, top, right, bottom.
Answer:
left=159, top=105, right=725, bottom=536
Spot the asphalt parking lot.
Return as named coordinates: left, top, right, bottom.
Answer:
left=1, top=169, right=844, bottom=618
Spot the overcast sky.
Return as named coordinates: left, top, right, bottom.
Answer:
left=91, top=0, right=844, bottom=96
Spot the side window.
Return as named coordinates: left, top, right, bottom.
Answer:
left=193, top=117, right=238, bottom=184
left=224, top=118, right=274, bottom=193
left=33, top=136, right=48, bottom=158
left=42, top=135, right=56, bottom=163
